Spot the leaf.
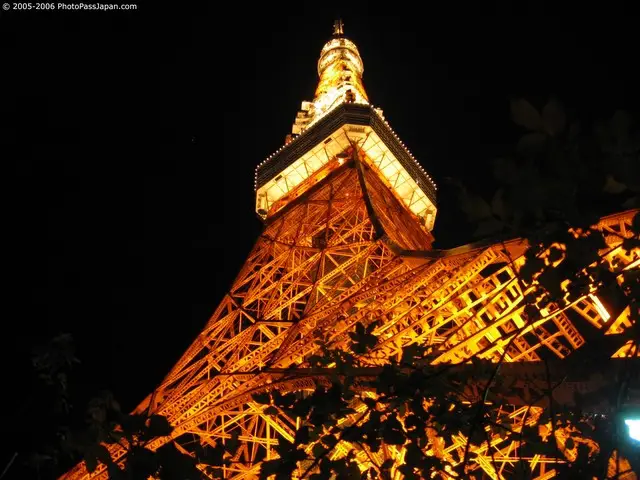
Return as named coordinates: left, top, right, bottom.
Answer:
left=227, top=431, right=240, bottom=455
left=382, top=427, right=405, bottom=445
left=380, top=459, right=394, bottom=470
left=93, top=444, right=112, bottom=465
left=520, top=256, right=544, bottom=283
left=362, top=397, right=377, bottom=409
left=106, top=430, right=123, bottom=444
left=309, top=472, right=331, bottom=480
left=260, top=459, right=282, bottom=479
left=344, top=461, right=362, bottom=479
left=295, top=426, right=310, bottom=444
left=155, top=442, right=202, bottom=478
left=511, top=98, right=542, bottom=131
left=365, top=436, right=381, bottom=453
left=542, top=98, right=566, bottom=136
left=365, top=467, right=378, bottom=479
left=567, top=120, right=581, bottom=141
left=264, top=405, right=279, bottom=415
left=623, top=195, right=639, bottom=209
left=147, top=415, right=173, bottom=437
left=312, top=443, right=328, bottom=458
left=110, top=399, right=121, bottom=413
left=491, top=188, right=508, bottom=220
left=85, top=456, right=98, bottom=474
left=537, top=267, right=564, bottom=299
left=397, top=463, right=419, bottom=479
left=401, top=344, right=427, bottom=365
left=319, top=457, right=332, bottom=474
left=404, top=442, right=423, bottom=465
left=129, top=446, right=159, bottom=477
left=307, top=355, right=325, bottom=367
left=603, top=174, right=627, bottom=194
left=473, top=217, right=504, bottom=238
left=520, top=424, right=538, bottom=442
left=275, top=437, right=295, bottom=456
left=421, top=455, right=444, bottom=475
left=548, top=246, right=563, bottom=264
left=511, top=462, right=531, bottom=478
left=460, top=193, right=492, bottom=223
left=469, top=426, right=486, bottom=445
left=322, top=434, right=338, bottom=449
left=107, top=464, right=125, bottom=480
left=524, top=304, right=541, bottom=321
left=363, top=333, right=378, bottom=348
left=308, top=425, right=321, bottom=442
left=365, top=320, right=379, bottom=334
left=517, top=132, right=547, bottom=155
left=491, top=158, right=518, bottom=185
left=610, top=110, right=631, bottom=143
left=276, top=392, right=296, bottom=408
left=330, top=458, right=347, bottom=475
left=120, top=414, right=147, bottom=438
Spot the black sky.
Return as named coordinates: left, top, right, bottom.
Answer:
left=2, top=4, right=639, bottom=429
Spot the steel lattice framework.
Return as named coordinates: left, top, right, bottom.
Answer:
left=62, top=158, right=638, bottom=480
left=61, top=23, right=639, bottom=480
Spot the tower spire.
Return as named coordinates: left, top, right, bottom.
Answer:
left=287, top=21, right=369, bottom=138
left=333, top=18, right=344, bottom=36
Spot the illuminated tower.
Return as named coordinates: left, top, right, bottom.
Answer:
left=255, top=19, right=437, bottom=234
left=63, top=22, right=638, bottom=480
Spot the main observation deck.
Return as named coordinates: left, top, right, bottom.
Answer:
left=255, top=103, right=438, bottom=231
left=254, top=21, right=437, bottom=232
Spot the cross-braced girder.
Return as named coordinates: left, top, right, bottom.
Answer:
left=61, top=154, right=638, bottom=480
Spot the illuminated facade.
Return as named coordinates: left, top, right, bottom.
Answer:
left=255, top=20, right=437, bottom=232
left=63, top=22, right=639, bottom=480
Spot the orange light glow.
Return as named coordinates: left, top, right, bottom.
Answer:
left=589, top=293, right=611, bottom=322
left=60, top=20, right=640, bottom=480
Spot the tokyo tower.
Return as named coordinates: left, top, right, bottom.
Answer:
left=63, top=20, right=639, bottom=480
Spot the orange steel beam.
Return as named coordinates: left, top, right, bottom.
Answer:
left=60, top=155, right=638, bottom=480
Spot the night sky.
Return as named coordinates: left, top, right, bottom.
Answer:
left=2, top=3, right=639, bottom=447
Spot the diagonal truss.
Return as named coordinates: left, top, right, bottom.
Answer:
left=61, top=148, right=639, bottom=480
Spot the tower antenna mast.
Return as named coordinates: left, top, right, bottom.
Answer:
left=333, top=18, right=344, bottom=36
